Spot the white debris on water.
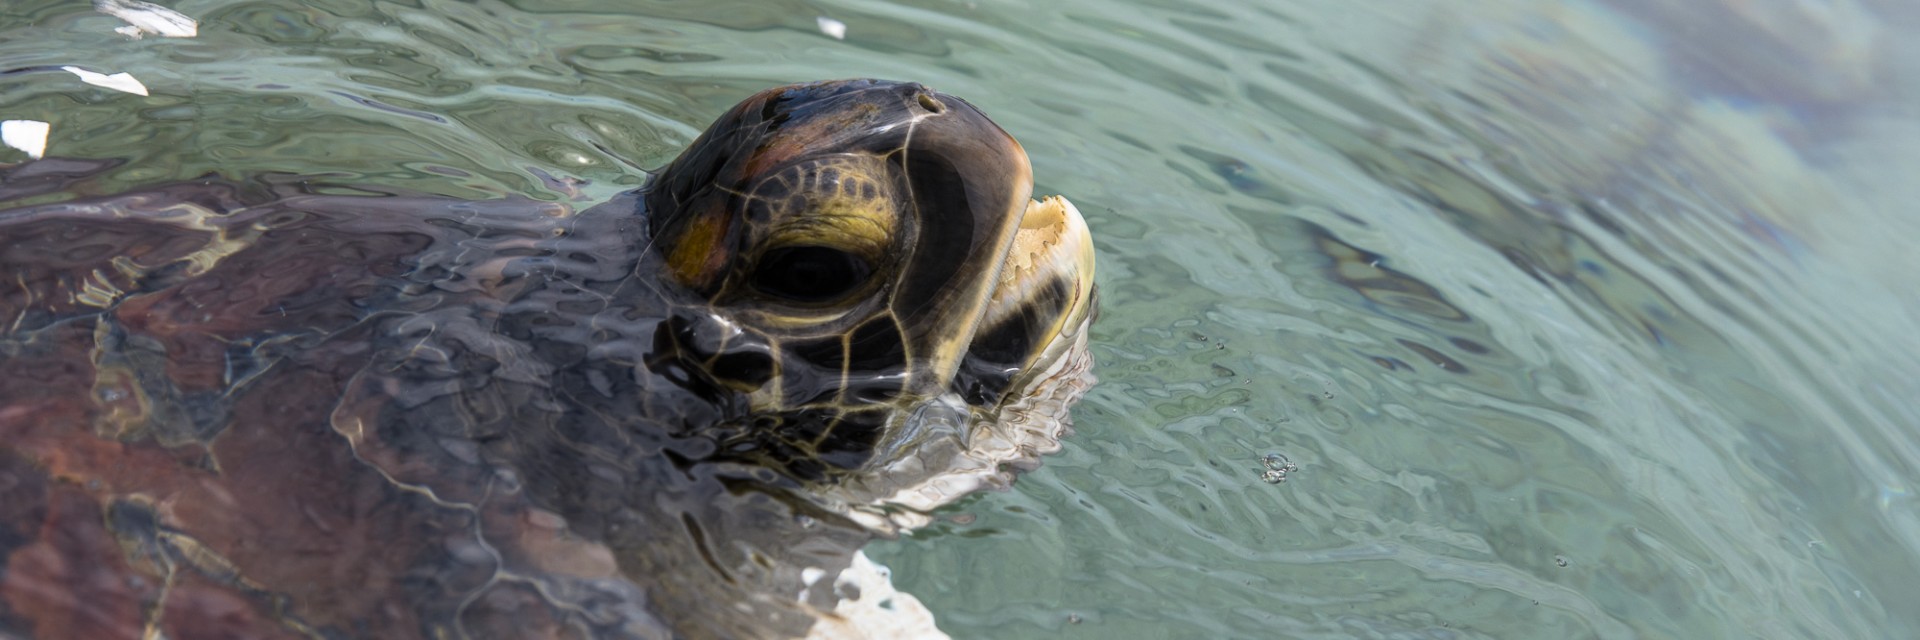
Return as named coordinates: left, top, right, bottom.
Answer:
left=95, top=0, right=197, bottom=39
left=805, top=551, right=948, bottom=640
left=60, top=66, right=149, bottom=96
left=817, top=16, right=848, bottom=40
left=1, top=120, right=49, bottom=159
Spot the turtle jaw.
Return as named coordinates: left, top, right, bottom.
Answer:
left=1005, top=195, right=1097, bottom=343
left=956, top=194, right=1098, bottom=407
left=830, top=194, right=1094, bottom=530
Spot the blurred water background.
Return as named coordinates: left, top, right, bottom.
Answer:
left=3, top=0, right=1918, bottom=637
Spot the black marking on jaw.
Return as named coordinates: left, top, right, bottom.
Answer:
left=955, top=275, right=1072, bottom=406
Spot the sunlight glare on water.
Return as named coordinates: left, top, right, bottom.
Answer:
left=3, top=0, right=1918, bottom=637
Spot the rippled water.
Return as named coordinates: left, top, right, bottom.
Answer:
left=5, top=0, right=1919, bottom=638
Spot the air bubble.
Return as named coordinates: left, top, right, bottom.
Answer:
left=1259, top=452, right=1298, bottom=483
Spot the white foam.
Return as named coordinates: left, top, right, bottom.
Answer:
left=804, top=551, right=948, bottom=640
left=95, top=0, right=197, bottom=39
left=61, top=66, right=149, bottom=96
left=817, top=16, right=848, bottom=40
left=2, top=120, right=49, bottom=159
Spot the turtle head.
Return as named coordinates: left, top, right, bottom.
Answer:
left=643, top=79, right=1094, bottom=474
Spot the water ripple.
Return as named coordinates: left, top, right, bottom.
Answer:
left=4, top=0, right=1917, bottom=637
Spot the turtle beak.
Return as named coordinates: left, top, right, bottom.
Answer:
left=955, top=195, right=1097, bottom=407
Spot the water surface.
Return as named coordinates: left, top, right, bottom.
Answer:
left=4, top=0, right=1918, bottom=637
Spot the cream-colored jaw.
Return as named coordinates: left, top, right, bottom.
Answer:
left=981, top=195, right=1096, bottom=337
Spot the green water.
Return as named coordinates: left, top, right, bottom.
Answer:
left=4, top=0, right=1918, bottom=638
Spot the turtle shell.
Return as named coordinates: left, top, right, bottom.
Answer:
left=0, top=80, right=1096, bottom=639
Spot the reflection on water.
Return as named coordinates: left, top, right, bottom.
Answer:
left=3, top=0, right=1917, bottom=638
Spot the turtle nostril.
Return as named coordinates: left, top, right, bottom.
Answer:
left=916, top=93, right=946, bottom=114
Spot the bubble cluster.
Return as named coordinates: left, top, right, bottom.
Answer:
left=1259, top=452, right=1298, bottom=484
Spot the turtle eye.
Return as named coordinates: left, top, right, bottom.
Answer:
left=751, top=245, right=874, bottom=303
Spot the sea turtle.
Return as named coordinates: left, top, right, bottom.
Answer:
left=0, top=79, right=1096, bottom=639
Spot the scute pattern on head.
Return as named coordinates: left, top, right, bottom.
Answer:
left=642, top=79, right=1048, bottom=470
